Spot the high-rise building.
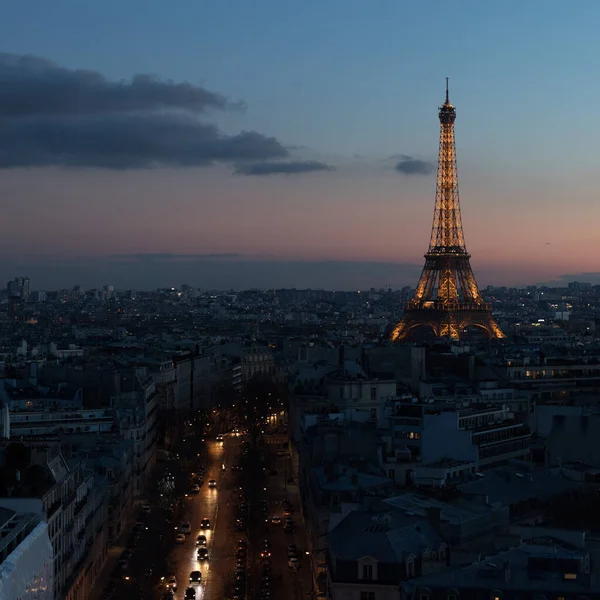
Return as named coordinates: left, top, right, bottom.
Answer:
left=6, top=276, right=30, bottom=301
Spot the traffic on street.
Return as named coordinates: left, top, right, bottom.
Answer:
left=97, top=397, right=310, bottom=600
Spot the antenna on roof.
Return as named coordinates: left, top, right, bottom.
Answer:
left=445, top=77, right=449, bottom=104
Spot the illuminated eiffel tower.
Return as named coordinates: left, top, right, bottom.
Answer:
left=391, top=80, right=504, bottom=341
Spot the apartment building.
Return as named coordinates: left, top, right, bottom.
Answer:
left=389, top=401, right=531, bottom=470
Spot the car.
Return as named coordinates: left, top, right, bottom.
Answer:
left=175, top=533, right=186, bottom=544
left=189, top=571, right=202, bottom=584
left=197, top=547, right=209, bottom=560
left=166, top=575, right=177, bottom=591
left=271, top=516, right=281, bottom=525
left=288, top=543, right=297, bottom=556
left=180, top=521, right=191, bottom=534
left=237, top=539, right=247, bottom=549
left=185, top=587, right=197, bottom=599
left=288, top=557, right=299, bottom=569
left=191, top=484, right=200, bottom=493
left=141, top=503, right=151, bottom=514
left=236, top=548, right=246, bottom=559
left=200, top=518, right=211, bottom=529
left=216, top=434, right=224, bottom=441
left=208, top=479, right=217, bottom=488
left=196, top=534, right=207, bottom=546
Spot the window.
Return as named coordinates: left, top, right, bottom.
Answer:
left=358, top=558, right=377, bottom=581
left=406, top=557, right=415, bottom=577
left=371, top=387, right=377, bottom=402
left=360, top=593, right=375, bottom=600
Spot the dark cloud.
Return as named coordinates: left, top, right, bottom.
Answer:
left=0, top=112, right=287, bottom=168
left=393, top=154, right=435, bottom=176
left=0, top=53, right=338, bottom=173
left=0, top=53, right=242, bottom=115
left=234, top=160, right=333, bottom=176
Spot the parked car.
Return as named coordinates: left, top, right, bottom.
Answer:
left=180, top=521, right=191, bottom=534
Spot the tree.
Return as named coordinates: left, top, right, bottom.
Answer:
left=5, top=442, right=31, bottom=473
left=239, top=375, right=282, bottom=448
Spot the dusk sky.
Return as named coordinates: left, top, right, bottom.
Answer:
left=1, top=0, right=599, bottom=290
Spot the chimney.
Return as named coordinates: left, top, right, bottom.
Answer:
left=338, top=346, right=345, bottom=367
left=425, top=506, right=442, bottom=530
left=503, top=561, right=510, bottom=583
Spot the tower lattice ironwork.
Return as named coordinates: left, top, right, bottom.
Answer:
left=391, top=80, right=505, bottom=341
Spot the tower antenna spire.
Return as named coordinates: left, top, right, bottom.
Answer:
left=445, top=77, right=449, bottom=104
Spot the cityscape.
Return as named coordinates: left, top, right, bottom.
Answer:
left=2, top=2, right=600, bottom=600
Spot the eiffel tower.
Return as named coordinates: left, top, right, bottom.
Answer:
left=391, top=80, right=504, bottom=341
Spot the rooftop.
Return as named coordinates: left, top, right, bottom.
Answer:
left=384, top=492, right=492, bottom=524
left=313, top=465, right=391, bottom=493
left=329, top=509, right=444, bottom=563
left=406, top=541, right=597, bottom=593
left=459, top=465, right=582, bottom=507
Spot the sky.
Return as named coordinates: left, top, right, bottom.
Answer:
left=0, top=0, right=600, bottom=290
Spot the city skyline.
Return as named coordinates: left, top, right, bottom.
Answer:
left=1, top=0, right=600, bottom=289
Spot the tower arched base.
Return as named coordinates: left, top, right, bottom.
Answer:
left=391, top=309, right=505, bottom=342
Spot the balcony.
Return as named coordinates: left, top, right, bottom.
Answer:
left=473, top=424, right=531, bottom=448
left=47, top=500, right=61, bottom=519
left=73, top=497, right=87, bottom=516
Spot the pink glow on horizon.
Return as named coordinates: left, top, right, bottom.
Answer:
left=1, top=165, right=598, bottom=286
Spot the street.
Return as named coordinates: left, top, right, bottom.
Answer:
left=260, top=436, right=313, bottom=600
left=92, top=409, right=311, bottom=600
left=167, top=436, right=239, bottom=600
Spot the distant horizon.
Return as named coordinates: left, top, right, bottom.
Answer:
left=3, top=253, right=599, bottom=292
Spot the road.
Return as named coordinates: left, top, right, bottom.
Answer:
left=259, top=434, right=313, bottom=600
left=167, top=436, right=239, bottom=600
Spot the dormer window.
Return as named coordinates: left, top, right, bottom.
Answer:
left=406, top=555, right=416, bottom=578
left=358, top=557, right=378, bottom=581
